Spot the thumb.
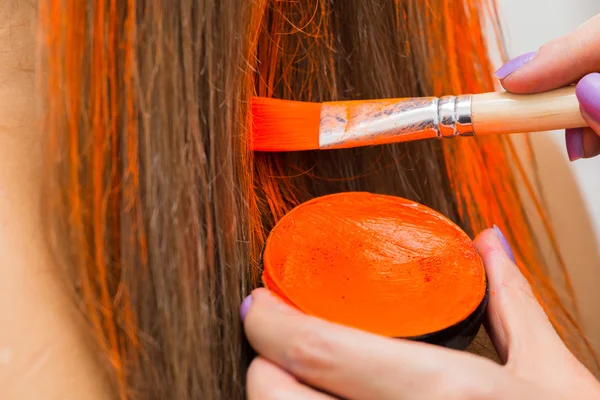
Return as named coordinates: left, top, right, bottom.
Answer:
left=495, top=14, right=600, bottom=94
left=474, top=227, right=566, bottom=372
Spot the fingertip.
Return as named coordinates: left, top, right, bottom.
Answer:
left=251, top=287, right=274, bottom=300
left=492, top=225, right=516, bottom=264
left=244, top=288, right=304, bottom=335
left=242, top=289, right=274, bottom=330
left=241, top=289, right=273, bottom=323
left=474, top=228, right=511, bottom=261
left=576, top=73, right=600, bottom=122
left=582, top=127, right=600, bottom=159
left=571, top=108, right=600, bottom=160
left=474, top=227, right=519, bottom=285
left=494, top=51, right=538, bottom=80
left=473, top=229, right=495, bottom=260
left=241, top=294, right=253, bottom=322
left=565, top=128, right=584, bottom=162
left=494, top=50, right=549, bottom=94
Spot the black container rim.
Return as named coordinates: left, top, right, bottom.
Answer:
left=403, top=279, right=489, bottom=350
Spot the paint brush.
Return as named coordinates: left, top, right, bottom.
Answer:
left=251, top=86, right=585, bottom=151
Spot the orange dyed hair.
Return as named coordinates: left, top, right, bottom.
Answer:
left=40, top=0, right=597, bottom=398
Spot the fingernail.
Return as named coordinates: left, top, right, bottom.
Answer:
left=493, top=225, right=516, bottom=263
left=565, top=128, right=584, bottom=161
left=576, top=73, right=600, bottom=122
left=494, top=51, right=537, bottom=79
left=240, top=295, right=253, bottom=322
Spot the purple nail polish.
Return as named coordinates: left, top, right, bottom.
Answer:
left=494, top=51, right=537, bottom=79
left=565, top=128, right=584, bottom=162
left=240, top=295, right=253, bottom=322
left=493, top=225, right=516, bottom=263
left=576, top=73, right=600, bottom=122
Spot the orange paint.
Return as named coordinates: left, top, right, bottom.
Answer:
left=250, top=96, right=441, bottom=152
left=262, top=192, right=486, bottom=338
left=251, top=97, right=321, bottom=151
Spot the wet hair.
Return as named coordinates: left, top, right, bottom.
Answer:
left=40, top=0, right=597, bottom=398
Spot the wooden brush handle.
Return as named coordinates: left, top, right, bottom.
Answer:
left=471, top=86, right=587, bottom=135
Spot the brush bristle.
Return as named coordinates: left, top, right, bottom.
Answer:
left=250, top=97, right=322, bottom=151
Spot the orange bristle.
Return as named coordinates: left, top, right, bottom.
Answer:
left=250, top=97, right=322, bottom=151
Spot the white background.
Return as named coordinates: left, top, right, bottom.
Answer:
left=498, top=0, right=600, bottom=246
left=496, top=0, right=600, bottom=349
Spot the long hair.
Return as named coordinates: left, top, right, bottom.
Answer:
left=40, top=0, right=597, bottom=398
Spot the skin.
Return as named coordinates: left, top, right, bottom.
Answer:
left=0, top=2, right=111, bottom=399
left=497, top=13, right=600, bottom=159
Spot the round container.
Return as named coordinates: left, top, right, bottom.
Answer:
left=262, top=192, right=488, bottom=350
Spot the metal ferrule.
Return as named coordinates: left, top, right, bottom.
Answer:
left=318, top=95, right=474, bottom=149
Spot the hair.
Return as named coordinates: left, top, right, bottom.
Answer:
left=39, top=0, right=597, bottom=398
